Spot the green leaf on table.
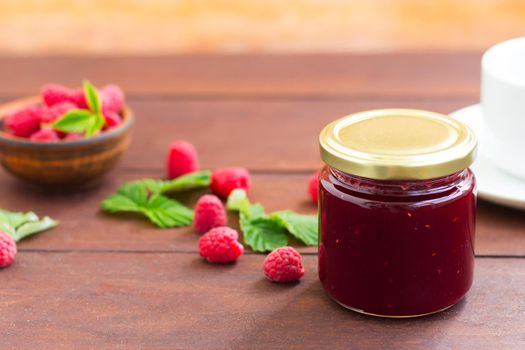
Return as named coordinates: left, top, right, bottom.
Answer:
left=227, top=188, right=264, bottom=221
left=241, top=217, right=288, bottom=253
left=14, top=216, right=59, bottom=242
left=227, top=189, right=286, bottom=252
left=139, top=171, right=212, bottom=194
left=83, top=80, right=102, bottom=114
left=226, top=188, right=251, bottom=213
left=270, top=210, right=318, bottom=246
left=0, top=209, right=58, bottom=242
left=141, top=194, right=194, bottom=228
left=101, top=182, right=193, bottom=228
left=227, top=189, right=319, bottom=252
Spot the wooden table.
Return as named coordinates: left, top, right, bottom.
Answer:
left=1, top=53, right=524, bottom=349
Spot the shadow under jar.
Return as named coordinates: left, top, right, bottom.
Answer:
left=318, top=109, right=477, bottom=318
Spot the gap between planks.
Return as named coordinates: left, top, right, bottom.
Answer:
left=15, top=248, right=525, bottom=259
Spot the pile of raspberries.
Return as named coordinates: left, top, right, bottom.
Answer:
left=167, top=140, right=306, bottom=283
left=2, top=83, right=125, bottom=142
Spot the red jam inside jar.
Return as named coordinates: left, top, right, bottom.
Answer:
left=319, top=167, right=476, bottom=317
left=318, top=109, right=477, bottom=317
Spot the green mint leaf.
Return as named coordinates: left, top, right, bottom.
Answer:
left=141, top=194, right=193, bottom=228
left=226, top=189, right=249, bottom=211
left=85, top=113, right=105, bottom=137
left=0, top=210, right=38, bottom=229
left=0, top=223, right=15, bottom=237
left=52, top=109, right=95, bottom=134
left=227, top=189, right=262, bottom=220
left=227, top=189, right=253, bottom=216
left=241, top=217, right=288, bottom=252
left=83, top=80, right=102, bottom=114
left=228, top=189, right=286, bottom=252
left=0, top=209, right=58, bottom=242
left=14, top=217, right=58, bottom=242
left=238, top=203, right=265, bottom=228
left=139, top=171, right=212, bottom=194
left=101, top=182, right=193, bottom=228
left=270, top=210, right=318, bottom=246
left=102, top=182, right=148, bottom=213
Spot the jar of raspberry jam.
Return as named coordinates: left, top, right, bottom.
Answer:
left=318, top=109, right=477, bottom=318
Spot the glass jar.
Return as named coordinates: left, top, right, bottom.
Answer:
left=318, top=109, right=477, bottom=318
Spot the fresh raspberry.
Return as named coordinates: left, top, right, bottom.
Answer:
left=308, top=171, right=320, bottom=205
left=101, top=85, right=124, bottom=113
left=103, top=111, right=122, bottom=130
left=4, top=106, right=42, bottom=137
left=63, top=133, right=84, bottom=141
left=263, top=247, right=305, bottom=283
left=0, top=232, right=17, bottom=268
left=41, top=84, right=76, bottom=107
left=30, top=128, right=60, bottom=142
left=166, top=140, right=199, bottom=179
left=41, top=101, right=77, bottom=123
left=72, top=89, right=88, bottom=109
left=198, top=227, right=244, bottom=263
left=193, top=194, right=228, bottom=233
left=211, top=168, right=251, bottom=199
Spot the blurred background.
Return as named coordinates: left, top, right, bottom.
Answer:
left=1, top=0, right=524, bottom=55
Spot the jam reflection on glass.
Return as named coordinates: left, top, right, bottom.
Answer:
left=318, top=167, right=476, bottom=317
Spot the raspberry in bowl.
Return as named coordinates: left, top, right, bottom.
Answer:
left=0, top=82, right=133, bottom=186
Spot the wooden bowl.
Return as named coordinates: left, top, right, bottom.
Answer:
left=0, top=96, right=133, bottom=186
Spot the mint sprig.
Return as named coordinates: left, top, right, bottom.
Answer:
left=52, top=80, right=106, bottom=137
left=227, top=189, right=318, bottom=252
left=138, top=171, right=211, bottom=194
left=270, top=211, right=318, bottom=246
left=101, top=182, right=193, bottom=228
left=101, top=172, right=211, bottom=228
left=0, top=209, right=58, bottom=242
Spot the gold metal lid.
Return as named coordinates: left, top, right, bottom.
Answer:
left=319, top=109, right=477, bottom=180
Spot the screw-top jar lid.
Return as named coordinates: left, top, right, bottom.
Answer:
left=319, top=109, right=477, bottom=180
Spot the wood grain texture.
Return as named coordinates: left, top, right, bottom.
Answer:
left=0, top=253, right=523, bottom=349
left=0, top=169, right=522, bottom=257
left=120, top=98, right=477, bottom=171
left=0, top=54, right=481, bottom=97
left=0, top=54, right=522, bottom=349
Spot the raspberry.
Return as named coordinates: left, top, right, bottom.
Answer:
left=4, top=106, right=42, bottom=137
left=198, top=227, right=244, bottom=263
left=72, top=89, right=88, bottom=109
left=101, top=85, right=124, bottom=113
left=30, top=128, right=60, bottom=142
left=41, top=84, right=76, bottom=107
left=104, top=111, right=122, bottom=129
left=193, top=194, right=228, bottom=233
left=308, top=171, right=320, bottom=205
left=211, top=168, right=251, bottom=199
left=41, top=101, right=77, bottom=123
left=166, top=140, right=199, bottom=179
left=63, top=133, right=83, bottom=141
left=0, top=232, right=17, bottom=268
left=263, top=247, right=305, bottom=283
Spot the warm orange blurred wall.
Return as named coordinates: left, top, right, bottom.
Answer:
left=0, top=0, right=524, bottom=55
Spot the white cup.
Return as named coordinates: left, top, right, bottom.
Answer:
left=481, top=37, right=525, bottom=179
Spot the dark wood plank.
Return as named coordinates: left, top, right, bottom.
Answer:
left=0, top=253, right=523, bottom=349
left=121, top=98, right=477, bottom=171
left=0, top=53, right=480, bottom=97
left=0, top=169, right=523, bottom=257
left=0, top=171, right=316, bottom=253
